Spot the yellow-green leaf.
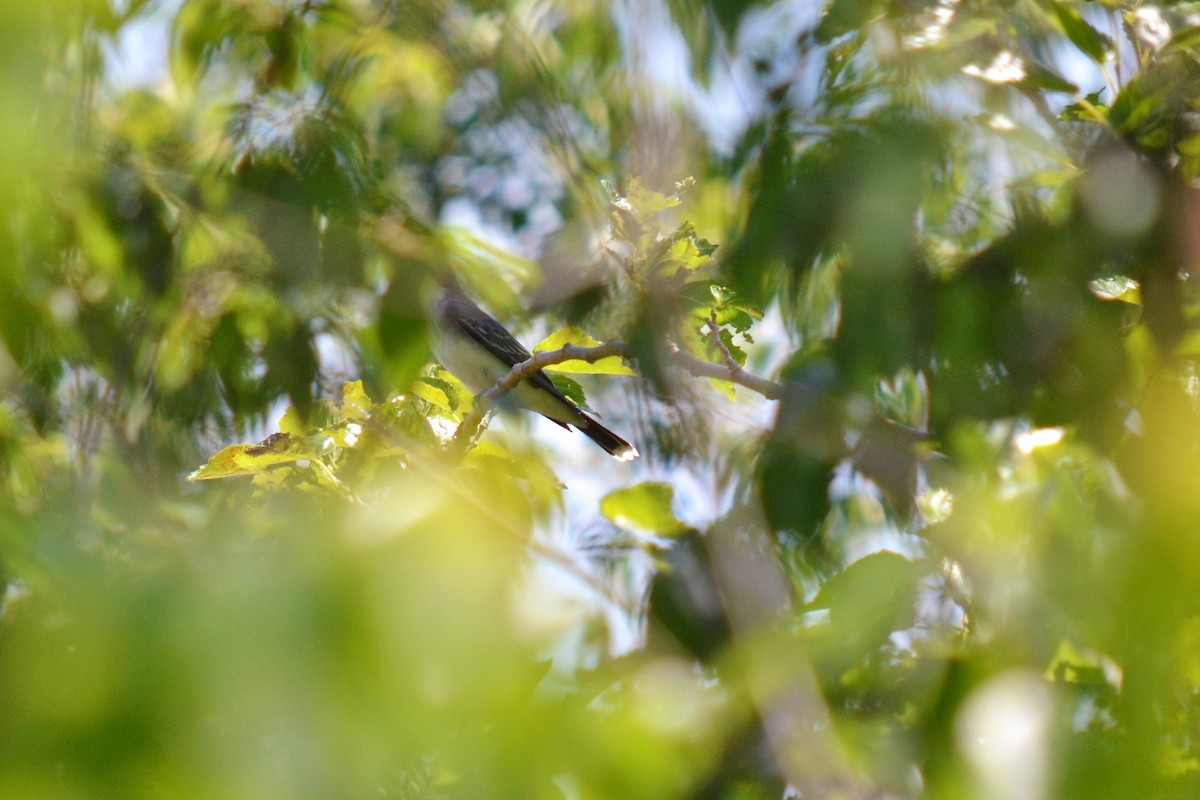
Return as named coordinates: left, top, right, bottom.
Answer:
left=625, top=177, right=681, bottom=215
left=341, top=380, right=375, bottom=420
left=412, top=377, right=452, bottom=411
left=601, top=482, right=689, bottom=536
left=668, top=228, right=712, bottom=271
left=279, top=406, right=307, bottom=436
left=187, top=433, right=311, bottom=480
left=535, top=326, right=635, bottom=375
left=708, top=377, right=737, bottom=399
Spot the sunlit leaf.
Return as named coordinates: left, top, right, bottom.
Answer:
left=707, top=377, right=736, bottom=399
left=187, top=433, right=311, bottom=480
left=341, top=379, right=376, bottom=420
left=601, top=482, right=689, bottom=536
left=412, top=377, right=452, bottom=411
left=534, top=327, right=636, bottom=375
left=624, top=177, right=683, bottom=215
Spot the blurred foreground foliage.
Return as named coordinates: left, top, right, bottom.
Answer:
left=8, top=0, right=1200, bottom=798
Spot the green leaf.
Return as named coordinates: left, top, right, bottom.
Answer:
left=1034, top=0, right=1109, bottom=62
left=464, top=440, right=566, bottom=491
left=666, top=226, right=714, bottom=271
left=548, top=374, right=589, bottom=409
left=1019, top=63, right=1079, bottom=94
left=412, top=377, right=452, bottom=412
left=430, top=368, right=471, bottom=412
left=707, top=377, right=737, bottom=399
left=1107, top=64, right=1179, bottom=146
left=534, top=326, right=636, bottom=375
left=169, top=0, right=218, bottom=89
left=1163, top=25, right=1200, bottom=55
left=712, top=305, right=759, bottom=333
left=188, top=433, right=311, bottom=480
left=341, top=380, right=375, bottom=420
left=1179, top=131, right=1200, bottom=157
left=806, top=550, right=920, bottom=623
left=436, top=227, right=539, bottom=311
left=716, top=328, right=747, bottom=366
left=1058, top=89, right=1109, bottom=123
left=624, top=177, right=682, bottom=215
left=536, top=325, right=602, bottom=350
left=682, top=282, right=762, bottom=333
left=815, top=0, right=884, bottom=43
left=601, top=482, right=690, bottom=536
left=279, top=406, right=307, bottom=436
left=263, top=14, right=299, bottom=91
left=803, top=551, right=922, bottom=677
left=969, top=113, right=1071, bottom=163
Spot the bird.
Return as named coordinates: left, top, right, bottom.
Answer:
left=429, top=279, right=639, bottom=461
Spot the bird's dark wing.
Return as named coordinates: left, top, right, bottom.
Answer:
left=448, top=291, right=573, bottom=402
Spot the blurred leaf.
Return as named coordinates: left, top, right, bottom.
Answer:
left=263, top=13, right=299, bottom=91
left=806, top=551, right=919, bottom=616
left=616, top=177, right=683, bottom=215
left=647, top=532, right=731, bottom=662
left=1107, top=58, right=1193, bottom=148
left=341, top=379, right=376, bottom=420
left=1059, top=88, right=1109, bottom=123
left=804, top=551, right=921, bottom=678
left=1020, top=62, right=1079, bottom=94
left=601, top=482, right=690, bottom=536
left=412, top=377, right=452, bottom=412
left=188, top=433, right=310, bottom=480
left=757, top=443, right=834, bottom=544
left=1089, top=275, right=1141, bottom=305
left=708, top=0, right=758, bottom=40
left=1032, top=0, right=1110, bottom=62
left=170, top=0, right=223, bottom=89
left=815, top=0, right=884, bottom=42
left=1163, top=25, right=1200, bottom=56
left=708, top=378, right=737, bottom=399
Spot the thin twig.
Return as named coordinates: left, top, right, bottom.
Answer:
left=663, top=343, right=785, bottom=400
left=706, top=309, right=742, bottom=372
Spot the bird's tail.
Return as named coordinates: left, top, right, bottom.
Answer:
left=574, top=411, right=639, bottom=461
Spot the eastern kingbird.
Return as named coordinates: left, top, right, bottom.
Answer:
left=430, top=281, right=639, bottom=461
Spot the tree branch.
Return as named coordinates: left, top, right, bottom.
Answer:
left=698, top=310, right=786, bottom=399
left=449, top=338, right=785, bottom=452
left=479, top=342, right=631, bottom=405
left=664, top=343, right=785, bottom=401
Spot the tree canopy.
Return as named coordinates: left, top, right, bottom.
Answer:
left=5, top=0, right=1200, bottom=797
